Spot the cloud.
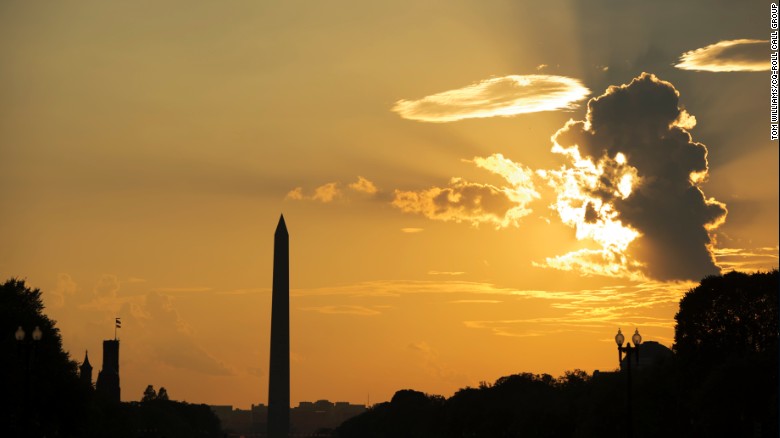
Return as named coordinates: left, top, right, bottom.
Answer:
left=301, top=305, right=382, bottom=316
left=712, top=246, right=779, bottom=272
left=401, top=227, right=424, bottom=233
left=151, top=287, right=213, bottom=293
left=49, top=273, right=78, bottom=308
left=286, top=182, right=341, bottom=202
left=540, top=73, right=727, bottom=281
left=428, top=271, right=466, bottom=276
left=675, top=39, right=770, bottom=72
left=94, top=274, right=120, bottom=299
left=408, top=341, right=468, bottom=384
left=312, top=182, right=341, bottom=202
left=140, top=291, right=234, bottom=376
left=463, top=280, right=693, bottom=338
left=392, top=75, right=590, bottom=122
left=46, top=273, right=234, bottom=378
left=286, top=187, right=305, bottom=200
left=392, top=153, right=539, bottom=228
left=349, top=176, right=378, bottom=194
left=288, top=177, right=380, bottom=203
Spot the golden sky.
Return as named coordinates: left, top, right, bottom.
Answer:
left=1, top=1, right=777, bottom=409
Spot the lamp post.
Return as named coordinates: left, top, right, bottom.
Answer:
left=615, top=328, right=641, bottom=438
left=15, top=325, right=43, bottom=438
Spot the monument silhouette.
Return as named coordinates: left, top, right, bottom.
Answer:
left=268, top=215, right=290, bottom=438
left=96, top=339, right=120, bottom=402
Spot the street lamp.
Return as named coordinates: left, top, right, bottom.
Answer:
left=15, top=325, right=43, bottom=342
left=15, top=325, right=43, bottom=437
left=615, top=328, right=641, bottom=438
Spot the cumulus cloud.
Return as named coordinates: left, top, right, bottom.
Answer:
left=675, top=39, right=769, bottom=72
left=94, top=274, right=120, bottom=298
left=286, top=182, right=341, bottom=202
left=49, top=273, right=78, bottom=308
left=312, top=182, right=341, bottom=202
left=140, top=291, right=234, bottom=375
left=392, top=154, right=539, bottom=228
left=287, top=177, right=380, bottom=202
left=349, top=176, right=378, bottom=194
left=286, top=187, right=305, bottom=200
left=392, top=75, right=590, bottom=122
left=540, top=73, right=727, bottom=281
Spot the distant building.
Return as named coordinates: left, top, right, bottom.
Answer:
left=291, top=400, right=366, bottom=435
left=96, top=339, right=121, bottom=402
left=211, top=405, right=253, bottom=436
left=210, top=400, right=366, bottom=437
left=79, top=350, right=93, bottom=388
left=619, top=340, right=673, bottom=371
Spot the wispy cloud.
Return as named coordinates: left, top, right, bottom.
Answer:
left=392, top=75, right=590, bottom=122
left=713, top=246, right=779, bottom=272
left=463, top=280, right=693, bottom=339
left=290, top=278, right=690, bottom=341
left=152, top=287, right=213, bottom=293
left=401, top=227, right=424, bottom=233
left=301, top=305, right=382, bottom=316
left=428, top=271, right=466, bottom=276
left=408, top=341, right=469, bottom=385
left=392, top=153, right=539, bottom=228
left=675, top=39, right=769, bottom=72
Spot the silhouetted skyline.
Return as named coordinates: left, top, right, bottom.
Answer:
left=1, top=1, right=775, bottom=409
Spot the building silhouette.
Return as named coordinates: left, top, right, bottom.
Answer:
left=268, top=214, right=290, bottom=438
left=96, top=339, right=121, bottom=402
left=619, top=340, right=673, bottom=371
left=211, top=400, right=366, bottom=437
left=79, top=350, right=93, bottom=387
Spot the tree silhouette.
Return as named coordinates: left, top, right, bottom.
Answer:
left=142, top=385, right=157, bottom=402
left=674, top=269, right=778, bottom=362
left=673, top=269, right=778, bottom=436
left=0, top=278, right=90, bottom=437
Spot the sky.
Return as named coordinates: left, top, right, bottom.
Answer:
left=1, top=0, right=777, bottom=409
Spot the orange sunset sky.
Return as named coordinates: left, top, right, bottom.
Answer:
left=1, top=1, right=777, bottom=409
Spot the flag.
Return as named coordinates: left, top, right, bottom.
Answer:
left=115, top=318, right=121, bottom=328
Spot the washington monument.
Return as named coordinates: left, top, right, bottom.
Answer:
left=268, top=214, right=290, bottom=438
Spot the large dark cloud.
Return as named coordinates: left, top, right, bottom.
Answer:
left=552, top=73, right=727, bottom=281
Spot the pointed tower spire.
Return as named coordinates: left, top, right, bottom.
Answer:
left=80, top=350, right=93, bottom=387
left=268, top=214, right=290, bottom=438
left=275, top=214, right=287, bottom=237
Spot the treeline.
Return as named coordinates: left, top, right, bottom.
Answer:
left=85, top=396, right=221, bottom=438
left=336, top=270, right=778, bottom=438
left=1, top=278, right=221, bottom=438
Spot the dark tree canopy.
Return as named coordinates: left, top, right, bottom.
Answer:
left=672, top=270, right=778, bottom=436
left=142, top=385, right=158, bottom=402
left=674, top=269, right=779, bottom=362
left=1, top=278, right=91, bottom=437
